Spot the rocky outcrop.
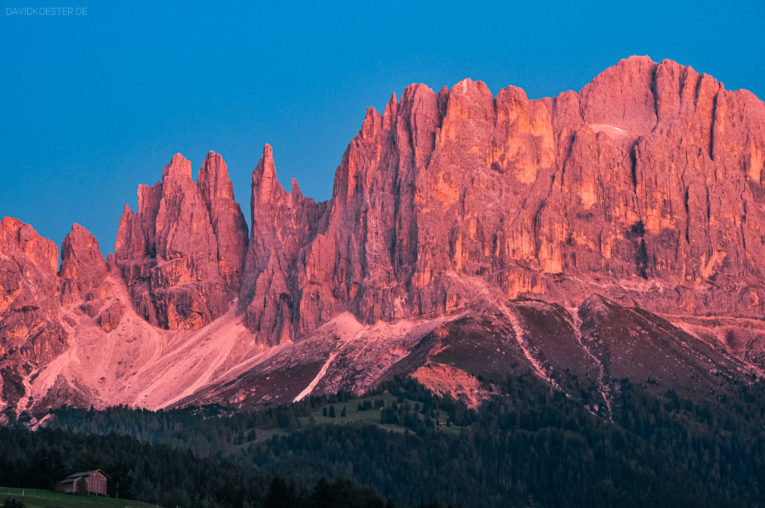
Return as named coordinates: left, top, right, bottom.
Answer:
left=114, top=153, right=248, bottom=329
left=59, top=223, right=107, bottom=304
left=97, top=300, right=124, bottom=332
left=239, top=144, right=327, bottom=345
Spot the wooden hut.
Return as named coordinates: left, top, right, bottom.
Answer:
left=55, top=469, right=108, bottom=495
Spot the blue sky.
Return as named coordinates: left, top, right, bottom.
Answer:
left=1, top=0, right=763, bottom=255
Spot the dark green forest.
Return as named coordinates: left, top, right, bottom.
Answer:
left=3, top=375, right=765, bottom=507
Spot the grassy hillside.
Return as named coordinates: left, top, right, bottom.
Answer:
left=0, top=487, right=156, bottom=508
left=296, top=392, right=464, bottom=435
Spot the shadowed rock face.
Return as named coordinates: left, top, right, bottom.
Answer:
left=2, top=56, right=765, bottom=417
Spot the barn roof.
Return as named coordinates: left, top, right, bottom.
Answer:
left=61, top=469, right=109, bottom=481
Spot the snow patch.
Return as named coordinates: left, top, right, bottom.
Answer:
left=590, top=123, right=631, bottom=140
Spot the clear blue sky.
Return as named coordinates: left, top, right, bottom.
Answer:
left=1, top=0, right=763, bottom=256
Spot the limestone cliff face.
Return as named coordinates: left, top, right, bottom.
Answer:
left=114, top=153, right=247, bottom=330
left=198, top=151, right=249, bottom=292
left=237, top=56, right=765, bottom=345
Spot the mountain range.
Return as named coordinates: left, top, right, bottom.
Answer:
left=2, top=55, right=765, bottom=422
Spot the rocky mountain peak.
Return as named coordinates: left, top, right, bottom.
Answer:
left=0, top=217, right=59, bottom=275
left=59, top=223, right=107, bottom=303
left=252, top=143, right=285, bottom=205
left=162, top=152, right=193, bottom=183
left=198, top=151, right=249, bottom=292
left=114, top=153, right=234, bottom=329
left=198, top=150, right=236, bottom=203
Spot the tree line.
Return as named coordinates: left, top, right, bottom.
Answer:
left=4, top=375, right=765, bottom=506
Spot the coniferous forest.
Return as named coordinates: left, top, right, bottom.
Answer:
left=2, top=375, right=765, bottom=507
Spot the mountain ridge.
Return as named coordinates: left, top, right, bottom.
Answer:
left=2, top=55, right=765, bottom=419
